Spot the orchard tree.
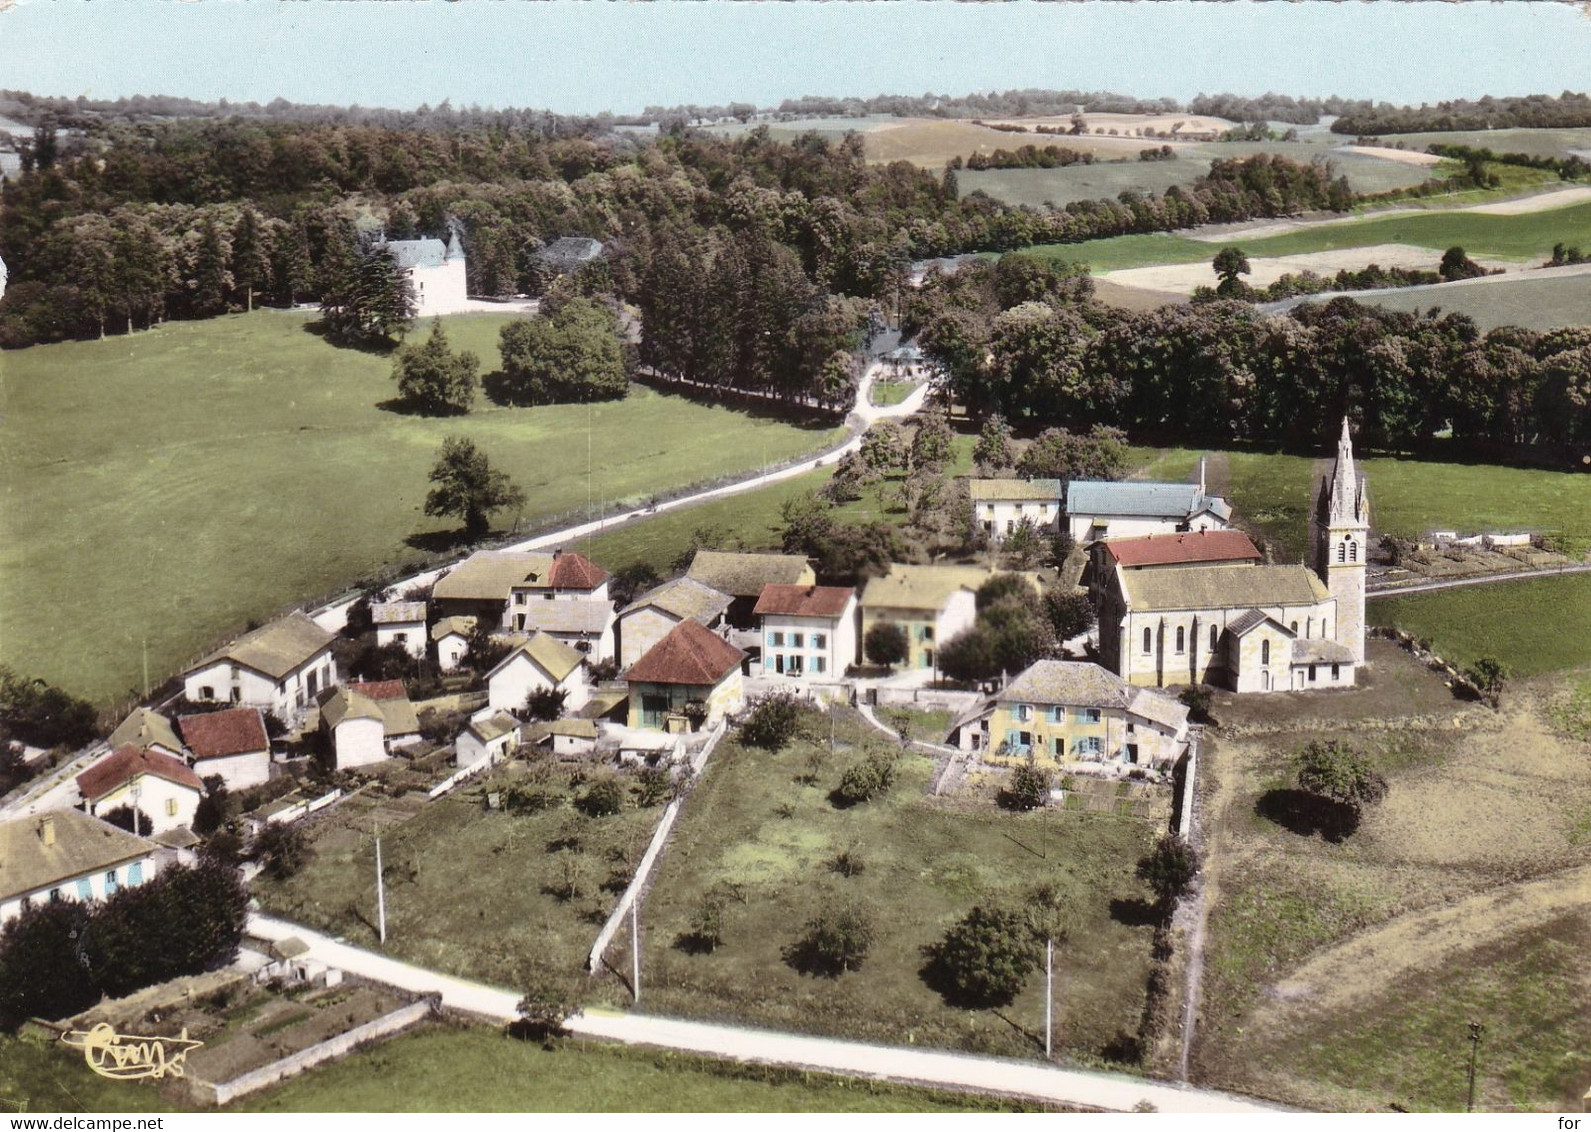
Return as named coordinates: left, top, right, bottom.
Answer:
left=423, top=436, right=527, bottom=540
left=864, top=622, right=909, bottom=670
left=910, top=406, right=955, bottom=472
left=922, top=904, right=1038, bottom=1007
left=973, top=413, right=1015, bottom=473
left=783, top=904, right=875, bottom=977
left=392, top=319, right=479, bottom=415
left=1295, top=739, right=1388, bottom=838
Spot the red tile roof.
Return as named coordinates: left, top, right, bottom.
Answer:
left=547, top=551, right=610, bottom=591
left=77, top=745, right=203, bottom=801
left=624, top=619, right=746, bottom=687
left=179, top=708, right=270, bottom=759
left=1101, top=530, right=1261, bottom=568
left=753, top=584, right=855, bottom=618
left=350, top=680, right=408, bottom=702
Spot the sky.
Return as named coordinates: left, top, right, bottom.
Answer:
left=1, top=1, right=1589, bottom=116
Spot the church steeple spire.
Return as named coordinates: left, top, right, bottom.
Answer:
left=1328, top=416, right=1365, bottom=524
left=1313, top=416, right=1368, bottom=664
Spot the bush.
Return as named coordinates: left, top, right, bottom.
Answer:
left=255, top=821, right=311, bottom=881
left=512, top=985, right=575, bottom=1043
left=921, top=905, right=1038, bottom=1007
left=1177, top=685, right=1214, bottom=724
left=101, top=805, right=153, bottom=836
left=677, top=895, right=725, bottom=955
left=1044, top=588, right=1096, bottom=642
left=783, top=905, right=875, bottom=977
left=0, top=899, right=97, bottom=1027
left=833, top=752, right=897, bottom=807
left=525, top=687, right=568, bottom=722
left=828, top=844, right=866, bottom=877
left=631, top=764, right=672, bottom=808
left=193, top=775, right=230, bottom=836
left=0, top=668, right=99, bottom=750
left=998, top=760, right=1050, bottom=811
left=574, top=776, right=625, bottom=818
left=739, top=693, right=810, bottom=752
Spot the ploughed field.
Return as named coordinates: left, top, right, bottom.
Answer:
left=0, top=310, right=841, bottom=703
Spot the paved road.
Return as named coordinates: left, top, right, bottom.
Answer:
left=247, top=912, right=1282, bottom=1113
left=1366, top=562, right=1591, bottom=600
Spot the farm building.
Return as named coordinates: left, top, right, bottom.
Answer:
left=179, top=707, right=272, bottom=790
left=625, top=619, right=747, bottom=731
left=75, top=745, right=204, bottom=835
left=381, top=229, right=468, bottom=318
left=431, top=616, right=477, bottom=672
left=1066, top=470, right=1231, bottom=543
left=372, top=601, right=428, bottom=659
left=455, top=709, right=522, bottom=769
left=753, top=584, right=859, bottom=679
left=107, top=707, right=184, bottom=759
left=349, top=680, right=422, bottom=748
left=684, top=550, right=816, bottom=628
left=319, top=687, right=389, bottom=770
left=615, top=577, right=733, bottom=670
left=505, top=599, right=615, bottom=663
left=0, top=810, right=158, bottom=924
left=434, top=549, right=610, bottom=627
left=487, top=633, right=591, bottom=715
left=969, top=478, right=1063, bottom=542
left=182, top=612, right=337, bottom=723
left=543, top=718, right=598, bottom=757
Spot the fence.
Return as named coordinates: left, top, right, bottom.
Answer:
left=264, top=788, right=343, bottom=826
left=586, top=721, right=727, bottom=974
left=427, top=750, right=501, bottom=800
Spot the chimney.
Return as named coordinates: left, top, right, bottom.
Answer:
left=1199, top=458, right=1206, bottom=496
left=40, top=815, right=55, bottom=847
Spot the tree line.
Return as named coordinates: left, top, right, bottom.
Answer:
left=1331, top=91, right=1591, bottom=136
left=909, top=254, right=1591, bottom=453
left=952, top=144, right=1096, bottom=171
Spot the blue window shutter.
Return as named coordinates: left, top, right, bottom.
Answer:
left=128, top=862, right=144, bottom=885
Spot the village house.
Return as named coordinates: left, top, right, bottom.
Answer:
left=1066, top=468, right=1232, bottom=543
left=969, top=478, right=1063, bottom=542
left=455, top=709, right=522, bottom=769
left=431, top=616, right=476, bottom=672
left=615, top=577, right=733, bottom=670
left=860, top=564, right=1001, bottom=672
left=487, top=632, right=591, bottom=715
left=543, top=718, right=599, bottom=758
left=348, top=680, right=422, bottom=748
left=371, top=600, right=428, bottom=659
left=625, top=619, right=747, bottom=731
left=107, top=707, right=185, bottom=759
left=433, top=549, right=610, bottom=629
left=182, top=611, right=337, bottom=723
left=382, top=229, right=468, bottom=318
left=507, top=600, right=615, bottom=664
left=684, top=550, right=816, bottom=629
left=0, top=810, right=159, bottom=924
left=1097, top=421, right=1367, bottom=693
left=753, top=584, right=859, bottom=679
left=76, top=745, right=204, bottom=834
left=318, top=687, right=390, bottom=770
left=948, top=660, right=1190, bottom=770
left=1086, top=528, right=1262, bottom=603
left=178, top=707, right=272, bottom=790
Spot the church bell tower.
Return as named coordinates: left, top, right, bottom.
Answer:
left=1313, top=417, right=1369, bottom=663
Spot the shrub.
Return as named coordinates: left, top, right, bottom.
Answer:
left=678, top=895, right=725, bottom=955
left=739, top=693, right=810, bottom=752
left=512, top=984, right=574, bottom=1043
left=834, top=752, right=897, bottom=807
left=998, top=760, right=1050, bottom=811
left=525, top=687, right=568, bottom=722
left=193, top=775, right=230, bottom=836
left=631, top=764, right=671, bottom=808
left=101, top=805, right=153, bottom=836
left=1136, top=834, right=1200, bottom=913
left=575, top=776, right=625, bottom=818
left=828, top=844, right=866, bottom=877
left=921, top=905, right=1038, bottom=1008
left=783, top=905, right=875, bottom=977
left=0, top=899, right=97, bottom=1027
left=255, top=821, right=311, bottom=881
left=1177, top=685, right=1214, bottom=724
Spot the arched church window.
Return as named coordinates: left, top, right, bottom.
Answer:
left=1261, top=639, right=1270, bottom=665
left=1349, top=541, right=1358, bottom=562
left=1210, top=624, right=1218, bottom=651
left=1176, top=626, right=1185, bottom=654
left=1143, top=627, right=1152, bottom=654
left=1337, top=542, right=1347, bottom=563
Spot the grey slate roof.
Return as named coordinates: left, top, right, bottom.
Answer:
left=372, top=601, right=427, bottom=626
left=535, top=237, right=604, bottom=270
left=1121, top=565, right=1331, bottom=614
left=190, top=612, right=334, bottom=681
left=384, top=238, right=447, bottom=270
left=0, top=811, right=155, bottom=903
left=1127, top=687, right=1191, bottom=732
left=434, top=552, right=555, bottom=603
left=1067, top=480, right=1231, bottom=523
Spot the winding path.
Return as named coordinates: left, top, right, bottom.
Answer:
left=246, top=912, right=1285, bottom=1113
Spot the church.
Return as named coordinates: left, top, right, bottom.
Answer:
left=1097, top=419, right=1368, bottom=694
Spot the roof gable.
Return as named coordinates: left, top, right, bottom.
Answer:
left=179, top=708, right=270, bottom=759
left=320, top=687, right=385, bottom=728
left=371, top=601, right=427, bottom=625
left=492, top=632, right=585, bottom=684
left=860, top=564, right=996, bottom=613
left=544, top=552, right=610, bottom=591
left=109, top=708, right=183, bottom=754
left=77, top=745, right=203, bottom=801
left=384, top=238, right=446, bottom=270
left=620, top=577, right=733, bottom=624
left=996, top=660, right=1130, bottom=709
left=624, top=620, right=746, bottom=686
left=433, top=551, right=554, bottom=603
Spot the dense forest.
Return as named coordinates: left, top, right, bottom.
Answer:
left=1331, top=91, right=1591, bottom=135
left=907, top=255, right=1591, bottom=454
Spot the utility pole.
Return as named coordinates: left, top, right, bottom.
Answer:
left=142, top=639, right=150, bottom=699
left=631, top=902, right=641, bottom=1004
left=1044, top=936, right=1054, bottom=1059
left=1466, top=1021, right=1485, bottom=1112
left=375, top=829, right=387, bottom=945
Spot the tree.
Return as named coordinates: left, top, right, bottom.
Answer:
left=857, top=421, right=907, bottom=476
left=525, top=688, right=568, bottom=722
left=999, top=758, right=1050, bottom=811
left=513, top=985, right=574, bottom=1042
left=1136, top=834, right=1200, bottom=912
left=834, top=752, right=897, bottom=806
left=1015, top=425, right=1129, bottom=485
left=321, top=236, right=415, bottom=344
left=255, top=822, right=310, bottom=881
left=189, top=213, right=234, bottom=318
left=0, top=668, right=98, bottom=750
left=864, top=622, right=909, bottom=669
left=423, top=436, right=527, bottom=540
left=1002, top=517, right=1046, bottom=569
left=575, top=775, right=625, bottom=818
left=392, top=319, right=479, bottom=415
left=910, top=406, right=954, bottom=472
left=0, top=900, right=97, bottom=1028
left=779, top=492, right=836, bottom=558
left=1044, top=588, right=1096, bottom=642
left=1212, top=247, right=1251, bottom=296
left=1466, top=655, right=1509, bottom=706
left=495, top=300, right=627, bottom=406
left=231, top=204, right=271, bottom=312
left=783, top=904, right=875, bottom=976
left=683, top=894, right=725, bottom=953
left=1295, top=739, right=1387, bottom=838
left=922, top=905, right=1038, bottom=1007
left=102, top=805, right=153, bottom=836
left=739, top=693, right=811, bottom=752
left=1439, top=246, right=1488, bottom=283
left=973, top=413, right=1015, bottom=473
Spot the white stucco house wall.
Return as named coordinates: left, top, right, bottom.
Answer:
left=752, top=584, right=859, bottom=679
left=320, top=688, right=389, bottom=770
left=0, top=811, right=159, bottom=924
left=431, top=616, right=476, bottom=672
left=969, top=478, right=1063, bottom=542
left=487, top=633, right=591, bottom=714
left=182, top=612, right=338, bottom=724
left=1065, top=477, right=1232, bottom=544
left=455, top=709, right=521, bottom=769
left=75, top=746, right=204, bottom=835
left=384, top=230, right=468, bottom=318
left=372, top=601, right=428, bottom=659
left=178, top=707, right=272, bottom=791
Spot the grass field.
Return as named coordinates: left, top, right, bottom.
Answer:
left=1021, top=195, right=1591, bottom=273
left=1379, top=127, right=1591, bottom=160
left=605, top=706, right=1168, bottom=1065
left=1293, top=268, right=1591, bottom=331
left=0, top=311, right=841, bottom=703
left=0, top=1025, right=1035, bottom=1112
left=1194, top=655, right=1591, bottom=1111
left=869, top=378, right=919, bottom=406
left=253, top=751, right=667, bottom=992
left=1369, top=573, right=1591, bottom=676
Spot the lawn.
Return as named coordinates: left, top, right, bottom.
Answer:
left=869, top=378, right=919, bottom=406
left=1020, top=194, right=1591, bottom=273
left=1299, top=269, right=1591, bottom=331
left=1379, top=127, right=1591, bottom=161
left=252, top=761, right=668, bottom=994
left=607, top=706, right=1169, bottom=1066
left=1193, top=655, right=1591, bottom=1111
left=1369, top=573, right=1591, bottom=676
left=0, top=310, right=841, bottom=703
left=0, top=1024, right=1039, bottom=1112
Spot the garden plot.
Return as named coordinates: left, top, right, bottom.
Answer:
left=1096, top=244, right=1512, bottom=298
